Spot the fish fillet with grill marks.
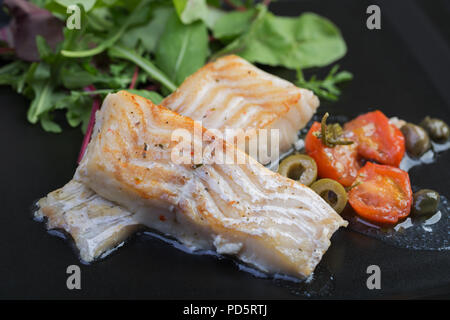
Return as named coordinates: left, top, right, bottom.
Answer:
left=40, top=91, right=346, bottom=278
left=162, top=55, right=319, bottom=163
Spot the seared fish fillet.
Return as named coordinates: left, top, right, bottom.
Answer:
left=162, top=55, right=319, bottom=163
left=58, top=91, right=345, bottom=277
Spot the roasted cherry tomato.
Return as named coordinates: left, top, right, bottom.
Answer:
left=305, top=122, right=360, bottom=187
left=344, top=110, right=405, bottom=167
left=348, top=162, right=412, bottom=224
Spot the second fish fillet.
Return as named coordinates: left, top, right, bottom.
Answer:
left=162, top=55, right=319, bottom=163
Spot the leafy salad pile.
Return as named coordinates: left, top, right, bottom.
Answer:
left=0, top=0, right=352, bottom=133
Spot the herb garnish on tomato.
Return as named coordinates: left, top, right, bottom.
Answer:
left=305, top=121, right=360, bottom=187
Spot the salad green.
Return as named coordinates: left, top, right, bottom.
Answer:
left=0, top=0, right=352, bottom=133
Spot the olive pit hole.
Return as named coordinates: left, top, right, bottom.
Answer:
left=320, top=190, right=338, bottom=207
left=286, top=163, right=305, bottom=181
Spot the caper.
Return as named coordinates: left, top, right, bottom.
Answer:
left=400, top=123, right=431, bottom=157
left=310, top=178, right=348, bottom=214
left=278, top=154, right=317, bottom=186
left=419, top=116, right=450, bottom=142
left=412, top=189, right=440, bottom=217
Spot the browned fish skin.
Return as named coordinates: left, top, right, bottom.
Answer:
left=73, top=91, right=346, bottom=277
left=162, top=55, right=319, bottom=160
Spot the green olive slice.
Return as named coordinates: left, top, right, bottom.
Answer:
left=310, top=179, right=348, bottom=214
left=278, top=154, right=317, bottom=186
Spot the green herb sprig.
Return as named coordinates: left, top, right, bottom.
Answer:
left=313, top=113, right=354, bottom=147
left=297, top=65, right=353, bottom=102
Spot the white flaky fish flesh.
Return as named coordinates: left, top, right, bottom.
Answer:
left=36, top=180, right=141, bottom=262
left=38, top=91, right=345, bottom=278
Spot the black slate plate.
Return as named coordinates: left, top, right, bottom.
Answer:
left=0, top=0, right=449, bottom=299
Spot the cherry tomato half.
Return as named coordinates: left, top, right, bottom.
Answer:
left=305, top=122, right=360, bottom=187
left=348, top=162, right=412, bottom=224
left=344, top=110, right=405, bottom=167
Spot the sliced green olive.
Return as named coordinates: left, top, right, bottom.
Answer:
left=278, top=154, right=317, bottom=186
left=310, top=178, right=348, bottom=214
left=400, top=123, right=431, bottom=157
left=419, top=116, right=450, bottom=142
left=412, top=189, right=440, bottom=216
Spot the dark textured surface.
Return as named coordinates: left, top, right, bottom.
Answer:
left=0, top=0, right=449, bottom=299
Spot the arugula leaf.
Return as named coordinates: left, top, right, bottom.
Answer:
left=33, top=62, right=51, bottom=80
left=213, top=8, right=256, bottom=40
left=16, top=63, right=37, bottom=94
left=109, top=45, right=177, bottom=92
left=215, top=7, right=347, bottom=70
left=109, top=61, right=149, bottom=89
left=20, top=36, right=68, bottom=128
left=61, top=0, right=151, bottom=58
left=61, top=66, right=123, bottom=89
left=173, top=0, right=224, bottom=28
left=84, top=7, right=114, bottom=32
left=40, top=112, right=62, bottom=133
left=156, top=12, right=209, bottom=86
left=35, top=36, right=55, bottom=62
left=27, top=80, right=54, bottom=123
left=203, top=6, right=225, bottom=29
left=120, top=6, right=173, bottom=52
left=0, top=61, right=28, bottom=88
left=211, top=4, right=267, bottom=60
left=173, top=0, right=208, bottom=24
left=61, top=93, right=93, bottom=132
left=243, top=12, right=347, bottom=69
left=296, top=65, right=353, bottom=101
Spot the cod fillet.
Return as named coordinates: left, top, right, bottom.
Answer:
left=162, top=55, right=319, bottom=163
left=38, top=91, right=346, bottom=277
